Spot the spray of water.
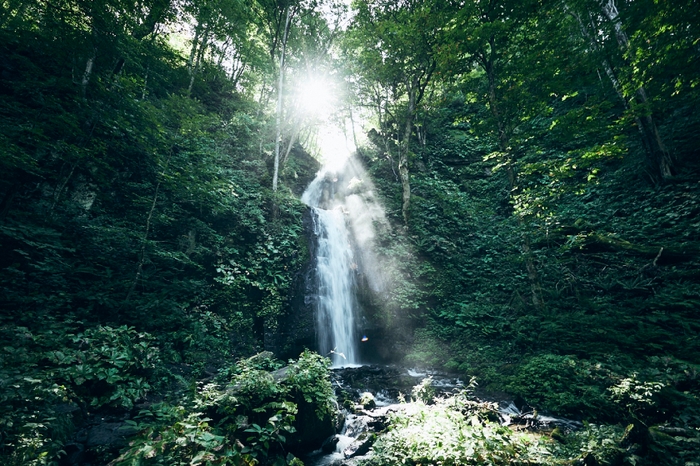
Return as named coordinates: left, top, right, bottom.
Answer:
left=302, top=151, right=389, bottom=367
left=312, top=206, right=359, bottom=365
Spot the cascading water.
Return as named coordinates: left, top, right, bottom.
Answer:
left=302, top=171, right=360, bottom=367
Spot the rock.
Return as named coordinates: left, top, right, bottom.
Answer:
left=58, top=442, right=84, bottom=466
left=342, top=399, right=355, bottom=412
left=327, top=458, right=366, bottom=466
left=343, top=413, right=369, bottom=437
left=272, top=366, right=290, bottom=381
left=265, top=209, right=319, bottom=361
left=550, top=426, right=567, bottom=443
left=246, top=351, right=276, bottom=367
left=343, top=432, right=376, bottom=458
left=620, top=422, right=646, bottom=447
left=582, top=452, right=600, bottom=466
left=359, top=392, right=376, bottom=409
left=335, top=409, right=346, bottom=432
left=321, top=435, right=340, bottom=453
left=54, top=403, right=80, bottom=414
left=85, top=422, right=129, bottom=448
left=288, top=398, right=335, bottom=454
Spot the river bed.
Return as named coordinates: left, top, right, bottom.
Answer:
left=304, top=365, right=582, bottom=466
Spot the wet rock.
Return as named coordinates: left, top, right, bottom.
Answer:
left=85, top=422, right=130, bottom=448
left=246, top=351, right=276, bottom=367
left=359, top=392, right=376, bottom=409
left=54, top=402, right=80, bottom=414
left=322, top=435, right=340, bottom=453
left=272, top=366, right=290, bottom=381
left=335, top=409, right=346, bottom=432
left=499, top=402, right=583, bottom=432
left=265, top=208, right=318, bottom=360
left=550, top=426, right=567, bottom=443
left=581, top=452, right=600, bottom=466
left=343, top=432, right=376, bottom=458
left=57, top=442, right=84, bottom=466
left=289, top=399, right=335, bottom=454
left=332, top=365, right=464, bottom=402
left=343, top=413, right=369, bottom=437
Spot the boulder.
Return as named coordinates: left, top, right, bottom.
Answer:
left=343, top=432, right=376, bottom=458
left=321, top=435, right=340, bottom=453
left=289, top=398, right=336, bottom=453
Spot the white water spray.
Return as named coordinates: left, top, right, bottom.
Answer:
left=300, top=119, right=389, bottom=367
left=302, top=170, right=360, bottom=367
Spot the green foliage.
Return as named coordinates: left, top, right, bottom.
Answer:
left=364, top=389, right=697, bottom=466
left=0, top=325, right=160, bottom=464
left=284, top=350, right=335, bottom=420
left=365, top=392, right=550, bottom=466
left=411, top=376, right=436, bottom=405
left=609, top=374, right=665, bottom=419
left=113, top=406, right=237, bottom=466
left=505, top=355, right=614, bottom=419
left=0, top=2, right=321, bottom=463
left=550, top=423, right=629, bottom=466
left=112, top=351, right=331, bottom=466
left=116, top=399, right=297, bottom=465
left=2, top=0, right=700, bottom=465
left=50, top=325, right=160, bottom=408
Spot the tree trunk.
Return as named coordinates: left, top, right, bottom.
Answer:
left=272, top=7, right=292, bottom=192
left=601, top=0, right=673, bottom=180
left=282, top=121, right=303, bottom=166
left=81, top=48, right=96, bottom=98
left=399, top=85, right=416, bottom=224
left=125, top=149, right=173, bottom=304
left=110, top=0, right=171, bottom=78
left=188, top=23, right=211, bottom=94
left=569, top=1, right=674, bottom=182
left=187, top=21, right=205, bottom=94
left=132, top=0, right=171, bottom=41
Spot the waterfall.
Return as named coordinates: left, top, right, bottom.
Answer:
left=302, top=171, right=360, bottom=367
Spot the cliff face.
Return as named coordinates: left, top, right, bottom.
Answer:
left=265, top=207, right=319, bottom=360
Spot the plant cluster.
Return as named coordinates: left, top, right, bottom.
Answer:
left=366, top=390, right=550, bottom=466
left=364, top=387, right=700, bottom=466
left=0, top=325, right=160, bottom=465
left=111, top=351, right=334, bottom=466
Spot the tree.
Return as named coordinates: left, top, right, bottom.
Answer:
left=182, top=0, right=259, bottom=94
left=346, top=0, right=448, bottom=223
left=252, top=0, right=311, bottom=191
left=564, top=0, right=676, bottom=182
left=441, top=0, right=548, bottom=307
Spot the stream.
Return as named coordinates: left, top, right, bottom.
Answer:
left=303, top=365, right=583, bottom=466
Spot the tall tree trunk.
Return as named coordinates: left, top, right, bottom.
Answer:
left=272, top=7, right=292, bottom=192
left=81, top=48, right=96, bottom=98
left=125, top=149, right=173, bottom=304
left=141, top=64, right=150, bottom=100
left=483, top=49, right=515, bottom=188
left=110, top=0, right=171, bottom=79
left=188, top=23, right=211, bottom=94
left=282, top=120, right=303, bottom=166
left=570, top=1, right=673, bottom=181
left=399, top=85, right=416, bottom=224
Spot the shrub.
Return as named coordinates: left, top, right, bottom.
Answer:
left=505, top=354, right=614, bottom=419
left=366, top=394, right=550, bottom=466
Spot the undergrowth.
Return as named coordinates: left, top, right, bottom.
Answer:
left=363, top=379, right=700, bottom=466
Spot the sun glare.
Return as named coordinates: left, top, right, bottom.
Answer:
left=295, top=76, right=336, bottom=119
left=317, top=124, right=355, bottom=171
